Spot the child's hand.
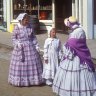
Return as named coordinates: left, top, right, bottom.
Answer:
left=36, top=47, right=40, bottom=53
left=45, top=59, right=48, bottom=64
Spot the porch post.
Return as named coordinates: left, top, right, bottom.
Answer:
left=87, top=0, right=94, bottom=39
left=82, top=0, right=88, bottom=38
left=52, top=0, right=55, bottom=27
left=72, top=0, right=75, bottom=16
left=6, top=0, right=13, bottom=32
left=72, top=0, right=79, bottom=19
left=3, top=0, right=7, bottom=22
left=75, top=0, right=79, bottom=19
left=78, top=0, right=83, bottom=25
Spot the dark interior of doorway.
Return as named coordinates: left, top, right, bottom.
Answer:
left=55, top=0, right=72, bottom=33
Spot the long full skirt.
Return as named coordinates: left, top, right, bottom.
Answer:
left=52, top=56, right=96, bottom=96
left=8, top=44, right=43, bottom=86
left=42, top=50, right=59, bottom=80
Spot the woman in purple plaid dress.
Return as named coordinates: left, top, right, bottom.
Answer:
left=8, top=13, right=43, bottom=86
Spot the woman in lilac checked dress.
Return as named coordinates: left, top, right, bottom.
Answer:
left=8, top=13, right=43, bottom=86
left=52, top=16, right=96, bottom=96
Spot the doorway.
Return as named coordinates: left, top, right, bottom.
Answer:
left=93, top=0, right=96, bottom=39
left=55, top=0, right=72, bottom=33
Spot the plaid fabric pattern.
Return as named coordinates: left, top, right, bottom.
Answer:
left=8, top=25, right=43, bottom=86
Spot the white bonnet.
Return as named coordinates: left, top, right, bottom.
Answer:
left=47, top=26, right=52, bottom=38
left=16, top=13, right=27, bottom=21
left=64, top=16, right=81, bottom=29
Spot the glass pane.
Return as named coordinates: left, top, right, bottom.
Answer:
left=13, top=0, right=38, bottom=19
left=13, top=0, right=52, bottom=20
left=29, top=0, right=38, bottom=18
left=0, top=0, right=7, bottom=30
left=39, top=0, right=52, bottom=20
left=13, top=0, right=25, bottom=19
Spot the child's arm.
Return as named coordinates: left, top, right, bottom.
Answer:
left=43, top=39, right=49, bottom=63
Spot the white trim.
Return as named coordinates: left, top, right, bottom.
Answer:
left=39, top=20, right=53, bottom=22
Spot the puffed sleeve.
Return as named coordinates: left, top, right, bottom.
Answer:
left=12, top=25, right=20, bottom=46
left=62, top=43, right=74, bottom=60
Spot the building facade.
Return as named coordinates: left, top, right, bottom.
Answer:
left=0, top=0, right=95, bottom=39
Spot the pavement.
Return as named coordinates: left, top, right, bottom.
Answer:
left=0, top=31, right=56, bottom=96
left=0, top=30, right=96, bottom=59
left=0, top=59, right=56, bottom=96
left=0, top=30, right=96, bottom=96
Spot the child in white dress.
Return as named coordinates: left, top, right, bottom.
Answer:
left=52, top=16, right=96, bottom=96
left=42, top=27, right=62, bottom=86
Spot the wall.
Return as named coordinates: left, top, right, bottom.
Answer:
left=72, top=0, right=94, bottom=39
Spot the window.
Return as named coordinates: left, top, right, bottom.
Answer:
left=0, top=0, right=3, bottom=25
left=13, top=0, right=52, bottom=20
left=0, top=0, right=7, bottom=29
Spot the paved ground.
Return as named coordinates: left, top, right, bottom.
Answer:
left=0, top=46, right=96, bottom=96
left=0, top=34, right=56, bottom=96
left=0, top=31, right=96, bottom=96
left=0, top=58, right=56, bottom=96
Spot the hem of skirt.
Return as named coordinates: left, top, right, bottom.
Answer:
left=8, top=82, right=44, bottom=87
left=53, top=84, right=96, bottom=92
left=8, top=80, right=44, bottom=87
left=60, top=66, right=88, bottom=72
left=42, top=75, right=54, bottom=79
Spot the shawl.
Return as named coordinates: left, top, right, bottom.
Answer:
left=65, top=38, right=95, bottom=72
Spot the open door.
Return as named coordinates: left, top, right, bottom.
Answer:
left=55, top=0, right=72, bottom=33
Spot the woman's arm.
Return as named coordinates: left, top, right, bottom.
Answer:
left=62, top=44, right=74, bottom=60
left=12, top=25, right=19, bottom=46
left=58, top=40, right=63, bottom=60
left=32, top=32, right=40, bottom=52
